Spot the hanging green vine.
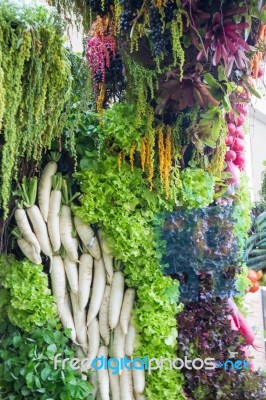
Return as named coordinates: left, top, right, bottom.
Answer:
left=171, top=9, right=186, bottom=80
left=124, top=55, right=158, bottom=123
left=49, top=0, right=91, bottom=31
left=0, top=1, right=71, bottom=218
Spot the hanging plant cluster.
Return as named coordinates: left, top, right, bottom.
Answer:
left=79, top=0, right=265, bottom=205
left=86, top=15, right=125, bottom=113
left=0, top=0, right=71, bottom=219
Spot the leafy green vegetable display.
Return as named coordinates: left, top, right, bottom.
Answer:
left=0, top=320, right=92, bottom=400
left=179, top=168, right=215, bottom=209
left=0, top=256, right=57, bottom=332
left=100, top=102, right=148, bottom=152
left=74, top=155, right=185, bottom=399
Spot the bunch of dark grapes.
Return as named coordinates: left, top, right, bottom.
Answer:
left=149, top=6, right=166, bottom=56
left=105, top=54, right=124, bottom=84
left=120, top=9, right=133, bottom=32
left=86, top=0, right=114, bottom=16
left=92, top=50, right=124, bottom=89
left=106, top=54, right=126, bottom=100
left=119, top=0, right=143, bottom=32
left=165, top=0, right=176, bottom=23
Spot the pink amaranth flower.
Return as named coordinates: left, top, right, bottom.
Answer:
left=86, top=34, right=117, bottom=84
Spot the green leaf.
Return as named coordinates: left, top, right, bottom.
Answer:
left=12, top=335, right=22, bottom=347
left=0, top=320, right=7, bottom=334
left=43, top=331, right=54, bottom=345
left=47, top=343, right=57, bottom=354
left=242, top=78, right=261, bottom=99
left=164, top=282, right=180, bottom=303
left=41, top=366, right=52, bottom=381
left=21, top=387, right=31, bottom=396
left=26, top=371, right=34, bottom=389
left=80, top=158, right=91, bottom=170
left=204, top=73, right=222, bottom=90
left=34, top=375, right=42, bottom=389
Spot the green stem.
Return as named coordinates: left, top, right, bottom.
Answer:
left=12, top=227, right=22, bottom=239
left=61, top=177, right=80, bottom=205
left=18, top=177, right=37, bottom=208
left=52, top=174, right=63, bottom=191
left=61, top=179, right=70, bottom=206
left=48, top=151, right=61, bottom=163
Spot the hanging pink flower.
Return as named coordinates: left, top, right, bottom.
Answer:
left=86, top=34, right=117, bottom=83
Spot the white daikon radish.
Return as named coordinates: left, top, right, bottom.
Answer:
left=113, top=324, right=125, bottom=360
left=71, top=292, right=87, bottom=351
left=109, top=271, right=125, bottom=330
left=102, top=252, right=114, bottom=285
left=27, top=204, right=52, bottom=258
left=120, top=368, right=134, bottom=400
left=50, top=255, right=66, bottom=308
left=98, top=228, right=113, bottom=254
left=96, top=390, right=103, bottom=400
left=74, top=216, right=101, bottom=260
left=38, top=160, right=57, bottom=222
left=57, top=292, right=76, bottom=342
left=47, top=175, right=62, bottom=252
left=125, top=322, right=136, bottom=357
left=89, top=368, right=99, bottom=399
left=132, top=362, right=145, bottom=394
left=120, top=288, right=135, bottom=335
left=135, top=394, right=146, bottom=400
left=87, top=318, right=100, bottom=368
left=79, top=254, right=93, bottom=310
left=98, top=229, right=113, bottom=284
left=108, top=367, right=120, bottom=400
left=99, top=285, right=111, bottom=346
left=64, top=255, right=79, bottom=294
left=87, top=258, right=106, bottom=326
left=60, top=205, right=79, bottom=262
left=96, top=346, right=110, bottom=400
left=17, top=238, right=42, bottom=265
left=14, top=208, right=41, bottom=254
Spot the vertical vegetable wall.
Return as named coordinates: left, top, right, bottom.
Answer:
left=0, top=0, right=266, bottom=399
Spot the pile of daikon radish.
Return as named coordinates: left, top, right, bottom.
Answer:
left=13, top=158, right=146, bottom=400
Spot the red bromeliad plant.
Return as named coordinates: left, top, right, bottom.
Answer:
left=156, top=66, right=219, bottom=114
left=197, top=7, right=252, bottom=75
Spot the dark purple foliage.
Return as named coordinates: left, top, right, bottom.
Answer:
left=177, top=285, right=266, bottom=399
